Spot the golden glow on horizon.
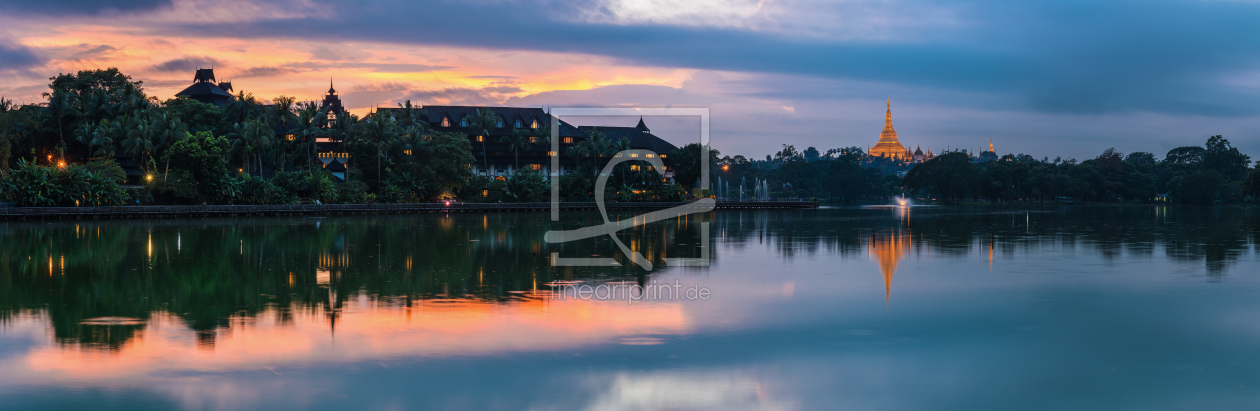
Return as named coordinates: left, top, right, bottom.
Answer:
left=5, top=25, right=696, bottom=115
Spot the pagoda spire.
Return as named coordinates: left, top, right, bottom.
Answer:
left=869, top=100, right=909, bottom=160
left=328, top=78, right=336, bottom=95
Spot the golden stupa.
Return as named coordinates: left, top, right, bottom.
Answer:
left=868, top=101, right=910, bottom=160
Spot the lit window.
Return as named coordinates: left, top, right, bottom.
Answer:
left=646, top=154, right=655, bottom=158
left=630, top=165, right=640, bottom=171
left=441, top=117, right=450, bottom=127
left=548, top=151, right=557, bottom=156
left=531, top=120, right=538, bottom=129
left=660, top=154, right=667, bottom=158
left=404, top=150, right=412, bottom=155
left=530, top=164, right=541, bottom=170
left=483, top=190, right=489, bottom=197
left=631, top=153, right=639, bottom=157
left=529, top=137, right=538, bottom=143
left=563, top=137, right=573, bottom=144
left=476, top=135, right=484, bottom=142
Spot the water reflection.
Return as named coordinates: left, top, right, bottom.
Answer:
left=2, top=206, right=1260, bottom=409
left=2, top=207, right=1258, bottom=353
left=868, top=230, right=910, bottom=302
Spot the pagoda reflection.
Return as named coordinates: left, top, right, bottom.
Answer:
left=868, top=230, right=912, bottom=303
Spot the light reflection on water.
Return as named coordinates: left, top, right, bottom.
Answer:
left=2, top=205, right=1259, bottom=410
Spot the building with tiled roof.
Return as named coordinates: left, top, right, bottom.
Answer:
left=174, top=68, right=234, bottom=107
left=417, top=105, right=587, bottom=177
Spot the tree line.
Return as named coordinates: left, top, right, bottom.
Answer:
left=0, top=68, right=692, bottom=206
left=902, top=136, right=1259, bottom=204
left=4, top=68, right=1257, bottom=206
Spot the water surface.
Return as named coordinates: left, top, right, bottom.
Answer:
left=2, top=205, right=1259, bottom=410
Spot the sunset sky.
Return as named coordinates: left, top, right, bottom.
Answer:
left=2, top=0, right=1259, bottom=159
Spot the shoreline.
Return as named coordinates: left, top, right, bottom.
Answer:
left=0, top=200, right=818, bottom=221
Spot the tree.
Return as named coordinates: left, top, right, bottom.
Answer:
left=292, top=106, right=324, bottom=173
left=803, top=146, right=820, bottom=162
left=1165, top=146, right=1205, bottom=165
left=902, top=151, right=977, bottom=203
left=464, top=109, right=502, bottom=174
left=1202, top=135, right=1251, bottom=181
left=228, top=118, right=275, bottom=176
left=43, top=88, right=79, bottom=160
left=358, top=112, right=400, bottom=184
left=165, top=131, right=229, bottom=203
left=500, top=127, right=532, bottom=170
left=1243, top=167, right=1260, bottom=199
left=222, top=91, right=262, bottom=125
left=150, top=114, right=188, bottom=181
left=670, top=143, right=721, bottom=189
left=1174, top=170, right=1231, bottom=205
left=162, top=97, right=225, bottom=133
left=418, top=132, right=475, bottom=198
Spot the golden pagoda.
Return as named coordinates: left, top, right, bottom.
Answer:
left=868, top=100, right=910, bottom=160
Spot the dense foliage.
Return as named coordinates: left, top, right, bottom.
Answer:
left=901, top=136, right=1255, bottom=204
left=2, top=67, right=1255, bottom=206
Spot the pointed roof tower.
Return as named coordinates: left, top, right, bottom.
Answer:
left=634, top=116, right=649, bottom=133
left=868, top=100, right=910, bottom=160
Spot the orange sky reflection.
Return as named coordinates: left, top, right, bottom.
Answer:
left=19, top=293, right=689, bottom=382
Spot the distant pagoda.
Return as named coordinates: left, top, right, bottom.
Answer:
left=868, top=100, right=910, bottom=161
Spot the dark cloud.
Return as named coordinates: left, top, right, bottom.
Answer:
left=402, top=86, right=522, bottom=106
left=149, top=56, right=222, bottom=73
left=309, top=44, right=372, bottom=62
left=161, top=0, right=1260, bottom=117
left=341, top=82, right=409, bottom=109
left=235, top=66, right=289, bottom=78
left=285, top=61, right=454, bottom=73
left=0, top=0, right=172, bottom=15
left=0, top=41, right=43, bottom=71
left=63, top=44, right=118, bottom=61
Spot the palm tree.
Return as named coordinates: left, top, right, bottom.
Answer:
left=358, top=112, right=400, bottom=183
left=151, top=114, right=188, bottom=182
left=464, top=109, right=501, bottom=175
left=228, top=118, right=276, bottom=176
left=223, top=91, right=261, bottom=125
left=42, top=88, right=79, bottom=160
left=293, top=106, right=323, bottom=174
left=574, top=127, right=613, bottom=180
left=120, top=118, right=154, bottom=172
left=74, top=120, right=112, bottom=159
left=396, top=124, right=428, bottom=176
left=500, top=127, right=532, bottom=171
left=396, top=100, right=426, bottom=128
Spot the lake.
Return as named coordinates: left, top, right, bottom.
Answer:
left=2, top=205, right=1259, bottom=410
